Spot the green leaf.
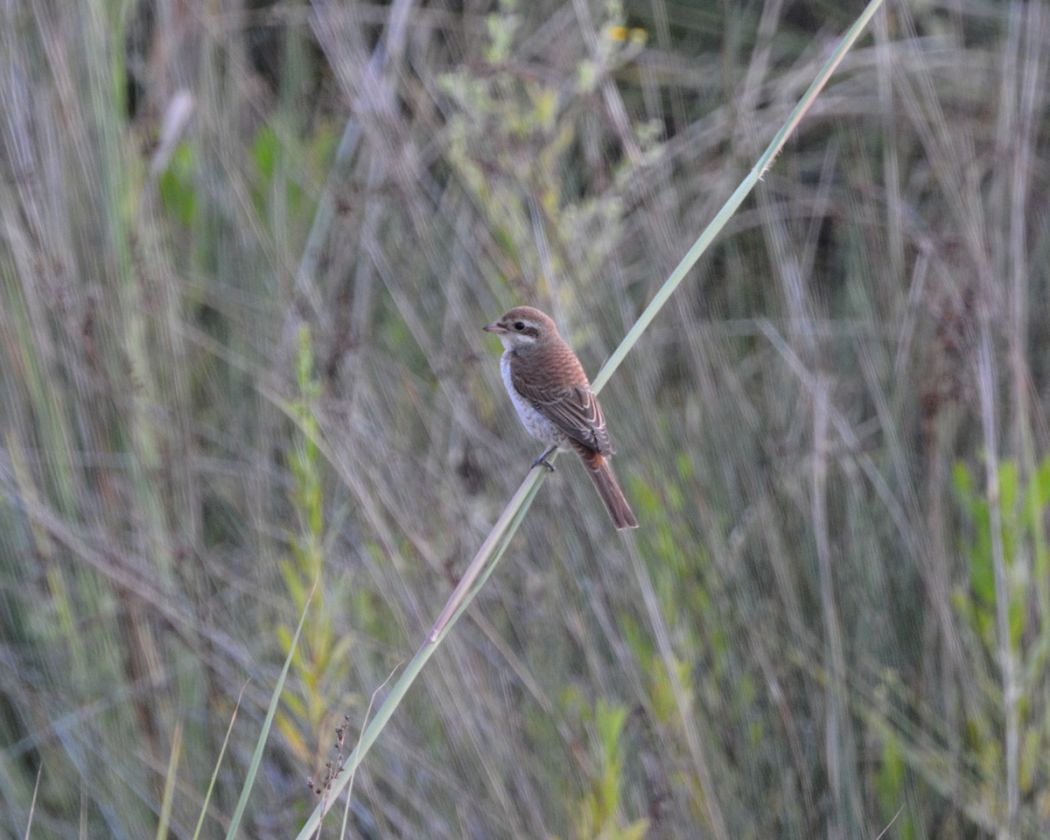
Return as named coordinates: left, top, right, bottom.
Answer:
left=252, top=124, right=279, bottom=184
left=877, top=731, right=904, bottom=809
left=158, top=143, right=197, bottom=226
left=227, top=581, right=317, bottom=839
left=999, top=461, right=1018, bottom=513
left=193, top=685, right=247, bottom=840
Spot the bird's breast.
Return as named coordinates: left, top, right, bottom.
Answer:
left=500, top=351, right=564, bottom=446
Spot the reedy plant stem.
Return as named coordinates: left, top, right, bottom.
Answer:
left=228, top=582, right=317, bottom=839
left=977, top=326, right=1018, bottom=839
left=296, top=2, right=886, bottom=835
left=192, top=683, right=247, bottom=840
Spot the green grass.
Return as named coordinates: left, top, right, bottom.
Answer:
left=2, top=0, right=1050, bottom=837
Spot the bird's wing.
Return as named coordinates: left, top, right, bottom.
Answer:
left=511, top=372, right=614, bottom=456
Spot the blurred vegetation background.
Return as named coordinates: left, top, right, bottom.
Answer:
left=2, top=0, right=1049, bottom=837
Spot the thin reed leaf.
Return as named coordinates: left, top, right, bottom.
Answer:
left=22, top=765, right=41, bottom=840
left=337, top=665, right=401, bottom=840
left=228, top=581, right=318, bottom=839
left=591, top=0, right=887, bottom=393
left=155, top=721, right=182, bottom=840
left=294, top=474, right=544, bottom=838
left=192, top=683, right=248, bottom=840
left=295, top=650, right=423, bottom=838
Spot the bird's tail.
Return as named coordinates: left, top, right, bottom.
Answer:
left=578, top=449, right=639, bottom=530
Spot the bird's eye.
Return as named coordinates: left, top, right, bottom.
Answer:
left=514, top=321, right=525, bottom=331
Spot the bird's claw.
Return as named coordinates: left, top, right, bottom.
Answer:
left=532, top=447, right=557, bottom=473
left=532, top=455, right=556, bottom=473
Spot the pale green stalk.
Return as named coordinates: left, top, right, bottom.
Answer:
left=22, top=765, right=41, bottom=840
left=192, top=684, right=248, bottom=840
left=155, top=721, right=182, bottom=840
left=297, top=2, right=885, bottom=834
left=227, top=582, right=317, bottom=839
left=592, top=0, right=886, bottom=392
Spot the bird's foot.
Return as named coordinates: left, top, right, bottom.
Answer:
left=532, top=446, right=557, bottom=473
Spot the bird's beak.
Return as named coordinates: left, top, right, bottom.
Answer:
left=483, top=321, right=505, bottom=334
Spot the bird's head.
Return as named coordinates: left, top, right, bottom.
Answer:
left=483, top=306, right=558, bottom=352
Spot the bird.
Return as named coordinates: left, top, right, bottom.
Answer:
left=483, top=306, right=639, bottom=530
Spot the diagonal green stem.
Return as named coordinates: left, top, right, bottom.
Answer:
left=297, top=2, right=885, bottom=835
left=295, top=472, right=545, bottom=839
left=592, top=0, right=885, bottom=393
left=230, top=581, right=317, bottom=839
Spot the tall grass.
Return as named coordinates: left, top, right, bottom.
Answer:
left=297, top=3, right=885, bottom=834
left=2, top=1, right=1049, bottom=838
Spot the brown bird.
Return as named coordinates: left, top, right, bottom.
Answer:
left=483, top=306, right=638, bottom=530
